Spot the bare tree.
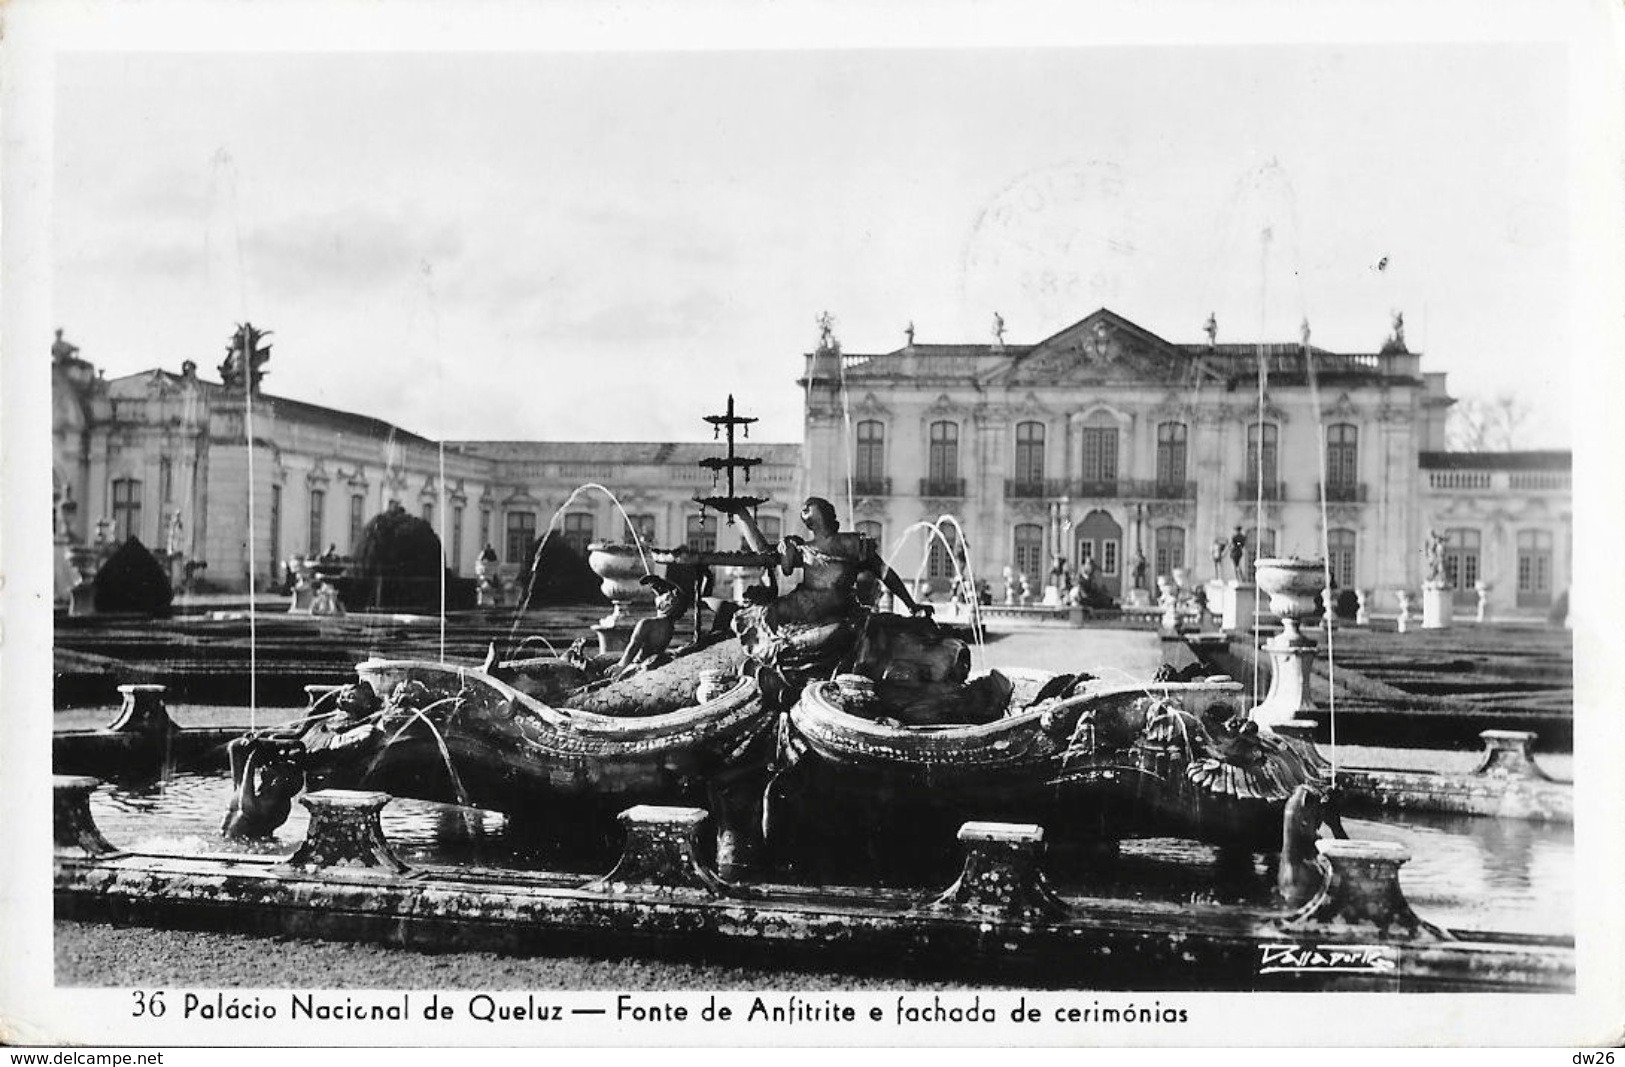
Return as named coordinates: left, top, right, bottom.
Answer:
left=1447, top=392, right=1532, bottom=451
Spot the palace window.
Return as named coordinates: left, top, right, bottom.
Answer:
left=307, top=488, right=326, bottom=556
left=855, top=421, right=886, bottom=489
left=1516, top=529, right=1553, bottom=607
left=159, top=459, right=173, bottom=504
left=1327, top=528, right=1356, bottom=587
left=1013, top=523, right=1044, bottom=578
left=1153, top=526, right=1185, bottom=578
left=624, top=513, right=657, bottom=548
left=421, top=502, right=434, bottom=527
left=111, top=478, right=142, bottom=543
left=451, top=505, right=465, bottom=571
left=479, top=507, right=492, bottom=551
left=855, top=520, right=883, bottom=549
left=1246, top=422, right=1279, bottom=487
left=349, top=495, right=366, bottom=551
left=1014, top=422, right=1045, bottom=487
left=927, top=527, right=962, bottom=582
left=561, top=513, right=595, bottom=557
left=269, top=485, right=282, bottom=570
left=1156, top=422, right=1187, bottom=487
left=505, top=511, right=536, bottom=564
left=1326, top=424, right=1359, bottom=494
left=928, top=421, right=959, bottom=487
left=686, top=513, right=717, bottom=554
left=1443, top=528, right=1481, bottom=592
left=1080, top=423, right=1119, bottom=486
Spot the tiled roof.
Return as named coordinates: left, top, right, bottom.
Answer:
left=446, top=441, right=802, bottom=466
left=113, top=368, right=435, bottom=445
left=1419, top=451, right=1571, bottom=471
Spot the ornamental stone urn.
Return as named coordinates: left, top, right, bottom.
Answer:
left=1250, top=556, right=1323, bottom=725
left=587, top=541, right=656, bottom=654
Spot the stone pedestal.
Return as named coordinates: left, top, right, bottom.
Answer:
left=1285, top=839, right=1448, bottom=940
left=54, top=775, right=122, bottom=857
left=1252, top=628, right=1318, bottom=725
left=587, top=542, right=655, bottom=656
left=1421, top=582, right=1453, bottom=630
left=1125, top=587, right=1153, bottom=609
left=1222, top=581, right=1257, bottom=633
left=286, top=790, right=410, bottom=874
left=108, top=684, right=175, bottom=735
left=1473, top=730, right=1553, bottom=781
left=926, top=822, right=1067, bottom=921
left=586, top=805, right=725, bottom=896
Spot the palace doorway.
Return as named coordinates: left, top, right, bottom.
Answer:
left=1075, top=509, right=1123, bottom=598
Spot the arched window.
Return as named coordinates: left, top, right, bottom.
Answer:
left=111, top=478, right=142, bottom=543
left=561, top=513, right=595, bottom=557
left=855, top=421, right=886, bottom=493
left=686, top=513, right=717, bottom=554
left=1516, top=529, right=1553, bottom=607
left=1327, top=528, right=1356, bottom=587
left=1246, top=423, right=1279, bottom=495
left=1014, top=422, right=1045, bottom=489
left=1326, top=424, right=1359, bottom=498
left=1156, top=421, right=1188, bottom=489
left=927, top=421, right=960, bottom=493
left=1153, top=526, right=1185, bottom=578
left=1013, top=523, right=1044, bottom=578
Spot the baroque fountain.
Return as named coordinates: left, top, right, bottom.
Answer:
left=51, top=397, right=1573, bottom=992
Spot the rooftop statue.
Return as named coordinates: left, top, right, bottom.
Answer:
left=52, top=328, right=81, bottom=363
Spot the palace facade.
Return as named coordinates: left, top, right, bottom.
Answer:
left=49, top=305, right=1571, bottom=618
left=801, top=308, right=1572, bottom=616
left=48, top=330, right=801, bottom=599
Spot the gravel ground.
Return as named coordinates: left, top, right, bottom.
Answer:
left=54, top=921, right=993, bottom=990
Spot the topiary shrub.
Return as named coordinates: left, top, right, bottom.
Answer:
left=348, top=504, right=448, bottom=612
left=516, top=534, right=607, bottom=606
left=1334, top=589, right=1360, bottom=619
left=93, top=538, right=173, bottom=616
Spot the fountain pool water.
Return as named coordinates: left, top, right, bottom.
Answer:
left=84, top=770, right=1572, bottom=938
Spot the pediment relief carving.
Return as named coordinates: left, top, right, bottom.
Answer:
left=923, top=393, right=969, bottom=418
left=851, top=391, right=893, bottom=418
left=1322, top=392, right=1363, bottom=422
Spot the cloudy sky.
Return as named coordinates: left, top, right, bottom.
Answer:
left=52, top=35, right=1576, bottom=446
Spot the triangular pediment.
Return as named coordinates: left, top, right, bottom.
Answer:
left=992, top=309, right=1188, bottom=385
